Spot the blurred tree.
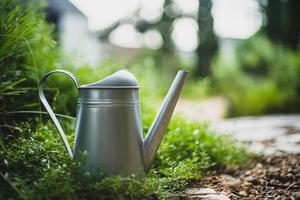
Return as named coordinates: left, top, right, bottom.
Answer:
left=262, top=0, right=300, bottom=50
left=195, top=0, right=218, bottom=77
left=99, top=0, right=175, bottom=54
left=135, top=0, right=175, bottom=53
left=98, top=0, right=219, bottom=77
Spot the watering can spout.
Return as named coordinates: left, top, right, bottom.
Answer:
left=143, top=70, right=188, bottom=171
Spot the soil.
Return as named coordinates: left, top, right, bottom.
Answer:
left=189, top=154, right=300, bottom=199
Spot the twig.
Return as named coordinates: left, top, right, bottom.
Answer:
left=285, top=182, right=300, bottom=192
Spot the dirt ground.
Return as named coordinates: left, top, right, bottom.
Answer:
left=187, top=154, right=300, bottom=200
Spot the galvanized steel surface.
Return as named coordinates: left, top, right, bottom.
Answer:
left=39, top=69, right=188, bottom=176
left=39, top=70, right=79, bottom=158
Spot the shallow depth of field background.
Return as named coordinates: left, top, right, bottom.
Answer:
left=45, top=0, right=300, bottom=118
left=0, top=0, right=299, bottom=199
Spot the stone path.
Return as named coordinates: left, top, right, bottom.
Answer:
left=175, top=98, right=300, bottom=154
left=212, top=115, right=300, bottom=154
left=174, top=99, right=300, bottom=199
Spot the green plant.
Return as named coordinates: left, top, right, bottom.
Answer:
left=0, top=0, right=58, bottom=122
left=0, top=117, right=251, bottom=199
left=213, top=35, right=300, bottom=116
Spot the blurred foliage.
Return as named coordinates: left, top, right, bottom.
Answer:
left=101, top=0, right=217, bottom=77
left=0, top=0, right=58, bottom=122
left=213, top=35, right=300, bottom=116
left=0, top=118, right=251, bottom=199
left=212, top=0, right=300, bottom=116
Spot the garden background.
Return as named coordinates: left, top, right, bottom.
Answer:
left=0, top=0, right=299, bottom=199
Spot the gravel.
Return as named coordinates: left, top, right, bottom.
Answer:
left=189, top=154, right=300, bottom=199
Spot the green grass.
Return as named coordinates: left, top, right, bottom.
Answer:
left=0, top=117, right=251, bottom=199
left=0, top=0, right=58, bottom=120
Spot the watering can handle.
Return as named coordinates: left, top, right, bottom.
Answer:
left=38, top=70, right=79, bottom=159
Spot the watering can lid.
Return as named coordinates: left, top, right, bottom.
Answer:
left=79, top=69, right=139, bottom=89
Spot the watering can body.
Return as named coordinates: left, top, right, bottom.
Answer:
left=74, top=87, right=145, bottom=176
left=39, top=69, right=187, bottom=176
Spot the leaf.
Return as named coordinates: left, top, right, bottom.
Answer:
left=0, top=78, right=27, bottom=93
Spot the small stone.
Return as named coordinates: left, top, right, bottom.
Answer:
left=293, top=192, right=300, bottom=200
left=252, top=189, right=259, bottom=195
left=239, top=191, right=247, bottom=197
left=258, top=178, right=266, bottom=184
left=244, top=176, right=256, bottom=182
left=244, top=170, right=252, bottom=176
left=186, top=188, right=217, bottom=195
left=266, top=157, right=272, bottom=163
left=219, top=175, right=242, bottom=191
left=248, top=194, right=257, bottom=200
left=228, top=181, right=242, bottom=191
left=256, top=163, right=263, bottom=168
left=287, top=173, right=294, bottom=179
left=242, top=181, right=252, bottom=188
left=193, top=194, right=230, bottom=200
left=229, top=193, right=240, bottom=200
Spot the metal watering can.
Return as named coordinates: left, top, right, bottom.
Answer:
left=39, top=69, right=188, bottom=176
